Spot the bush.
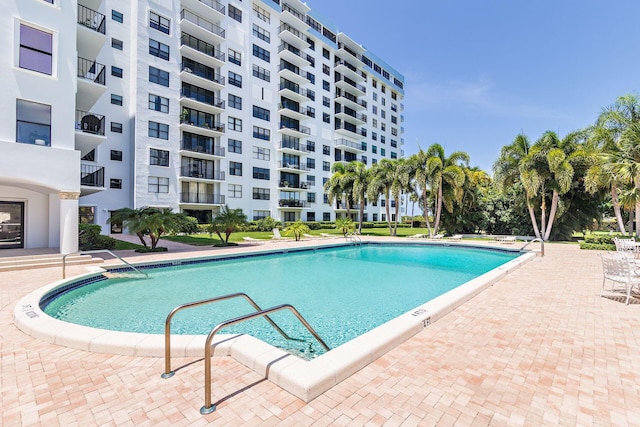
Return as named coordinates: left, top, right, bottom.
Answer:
left=177, top=216, right=200, bottom=235
left=250, top=217, right=280, bottom=232
left=79, top=224, right=116, bottom=250
left=579, top=242, right=616, bottom=251
left=134, top=246, right=168, bottom=253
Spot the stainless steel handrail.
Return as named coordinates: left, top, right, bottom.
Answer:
left=62, top=249, right=148, bottom=278
left=345, top=232, right=361, bottom=244
left=520, top=237, right=544, bottom=257
left=161, top=293, right=293, bottom=378
left=200, top=304, right=330, bottom=414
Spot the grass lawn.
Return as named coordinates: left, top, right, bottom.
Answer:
left=114, top=239, right=145, bottom=250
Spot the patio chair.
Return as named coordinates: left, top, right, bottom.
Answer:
left=271, top=228, right=284, bottom=240
left=448, top=234, right=463, bottom=240
left=242, top=236, right=264, bottom=245
left=427, top=234, right=444, bottom=240
left=613, top=237, right=639, bottom=257
left=600, top=252, right=640, bottom=305
left=408, top=234, right=427, bottom=239
left=497, top=236, right=517, bottom=244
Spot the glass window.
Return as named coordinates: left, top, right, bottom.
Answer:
left=228, top=4, right=242, bottom=22
left=252, top=105, right=270, bottom=121
left=111, top=66, right=123, bottom=78
left=148, top=176, right=169, bottom=193
left=252, top=64, right=270, bottom=82
left=228, top=117, right=242, bottom=132
left=253, top=210, right=270, bottom=220
left=111, top=38, right=123, bottom=50
left=228, top=94, right=242, bottom=110
left=148, top=94, right=169, bottom=113
left=323, top=212, right=331, bottom=221
left=322, top=64, right=330, bottom=75
left=111, top=94, right=123, bottom=106
left=150, top=148, right=169, bottom=166
left=252, top=24, right=270, bottom=42
left=307, top=193, right=316, bottom=203
left=323, top=145, right=330, bottom=155
left=228, top=139, right=242, bottom=154
left=228, top=49, right=241, bottom=66
left=322, top=48, right=330, bottom=60
left=322, top=80, right=330, bottom=91
left=150, top=11, right=170, bottom=34
left=229, top=161, right=242, bottom=176
left=149, top=66, right=169, bottom=87
left=110, top=150, right=122, bottom=161
left=112, top=10, right=123, bottom=23
left=19, top=24, right=52, bottom=75
left=252, top=188, right=270, bottom=200
left=253, top=167, right=270, bottom=180
left=253, top=146, right=270, bottom=160
left=252, top=44, right=270, bottom=62
left=323, top=96, right=330, bottom=108
left=307, top=158, right=315, bottom=169
left=16, top=99, right=51, bottom=146
left=149, top=39, right=169, bottom=60
left=253, top=4, right=270, bottom=23
left=253, top=126, right=270, bottom=141
left=228, top=184, right=242, bottom=198
left=148, top=121, right=169, bottom=140
left=110, top=122, right=123, bottom=133
left=228, top=71, right=242, bottom=88
left=110, top=178, right=122, bottom=189
left=322, top=161, right=330, bottom=171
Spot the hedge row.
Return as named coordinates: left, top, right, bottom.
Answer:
left=579, top=242, right=616, bottom=251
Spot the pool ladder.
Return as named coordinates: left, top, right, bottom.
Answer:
left=345, top=231, right=362, bottom=244
left=519, top=237, right=545, bottom=256
left=62, top=249, right=148, bottom=279
left=160, top=292, right=330, bottom=414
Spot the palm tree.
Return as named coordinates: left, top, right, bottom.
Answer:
left=283, top=220, right=310, bottom=241
left=323, top=163, right=354, bottom=218
left=368, top=160, right=394, bottom=235
left=207, top=205, right=248, bottom=244
left=411, top=149, right=434, bottom=236
left=345, top=162, right=371, bottom=233
left=334, top=216, right=354, bottom=236
left=108, top=207, right=185, bottom=249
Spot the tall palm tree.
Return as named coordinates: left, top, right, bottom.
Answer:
left=368, top=160, right=394, bottom=235
left=108, top=207, right=185, bottom=249
left=323, top=162, right=353, bottom=218
left=345, top=161, right=371, bottom=233
left=411, top=149, right=434, bottom=236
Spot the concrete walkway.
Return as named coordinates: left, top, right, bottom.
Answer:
left=2, top=239, right=640, bottom=426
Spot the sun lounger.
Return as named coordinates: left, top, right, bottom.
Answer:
left=242, top=237, right=264, bottom=244
left=427, top=234, right=444, bottom=240
left=408, top=234, right=428, bottom=239
left=302, top=233, right=317, bottom=239
left=497, top=236, right=517, bottom=243
left=320, top=233, right=337, bottom=238
left=448, top=234, right=463, bottom=240
left=271, top=228, right=284, bottom=240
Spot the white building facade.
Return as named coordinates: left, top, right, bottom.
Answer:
left=0, top=0, right=404, bottom=251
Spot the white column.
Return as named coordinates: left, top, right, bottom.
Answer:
left=59, top=191, right=79, bottom=254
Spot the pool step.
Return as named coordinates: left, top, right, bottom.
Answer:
left=0, top=254, right=103, bottom=272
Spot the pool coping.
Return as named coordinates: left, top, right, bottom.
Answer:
left=14, top=242, right=536, bottom=402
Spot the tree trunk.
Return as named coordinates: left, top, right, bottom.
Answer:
left=385, top=190, right=392, bottom=235
left=393, top=197, right=400, bottom=236
left=611, top=186, right=626, bottom=234
left=421, top=188, right=433, bottom=236
left=433, top=185, right=443, bottom=234
left=544, top=191, right=560, bottom=241
left=636, top=178, right=640, bottom=236
left=136, top=232, right=148, bottom=248
left=628, top=207, right=635, bottom=235
left=540, top=195, right=547, bottom=238
left=527, top=203, right=542, bottom=239
left=359, top=199, right=365, bottom=233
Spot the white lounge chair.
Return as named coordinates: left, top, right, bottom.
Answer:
left=497, top=236, right=517, bottom=244
left=320, top=233, right=337, bottom=238
left=271, top=228, right=284, bottom=240
left=448, top=234, right=463, bottom=240
left=408, top=234, right=428, bottom=239
left=242, top=236, right=264, bottom=245
left=601, top=252, right=640, bottom=305
left=302, top=233, right=317, bottom=239
left=428, top=234, right=444, bottom=240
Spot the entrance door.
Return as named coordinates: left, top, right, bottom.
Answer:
left=0, top=202, right=24, bottom=249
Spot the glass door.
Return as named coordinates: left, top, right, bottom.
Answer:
left=0, top=202, right=24, bottom=249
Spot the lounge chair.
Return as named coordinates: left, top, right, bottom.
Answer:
left=448, top=234, right=463, bottom=240
left=497, top=236, right=517, bottom=244
left=320, top=233, right=337, bottom=238
left=600, top=252, right=640, bottom=305
left=427, top=234, right=444, bottom=240
left=302, top=233, right=317, bottom=239
left=242, top=236, right=264, bottom=245
left=271, top=228, right=284, bottom=240
left=408, top=234, right=427, bottom=239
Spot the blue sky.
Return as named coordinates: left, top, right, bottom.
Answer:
left=303, top=0, right=640, bottom=173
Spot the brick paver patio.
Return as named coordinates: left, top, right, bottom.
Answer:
left=2, top=239, right=640, bottom=426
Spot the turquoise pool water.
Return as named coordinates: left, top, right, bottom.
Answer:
left=43, top=244, right=518, bottom=356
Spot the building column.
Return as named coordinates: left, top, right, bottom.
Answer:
left=59, top=191, right=79, bottom=254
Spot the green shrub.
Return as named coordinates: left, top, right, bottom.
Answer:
left=79, top=224, right=117, bottom=250
left=250, top=217, right=280, bottom=232
left=177, top=216, right=200, bottom=235
left=134, top=246, right=168, bottom=253
left=579, top=242, right=616, bottom=251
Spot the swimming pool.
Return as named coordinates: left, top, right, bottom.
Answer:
left=16, top=240, right=535, bottom=402
left=42, top=244, right=517, bottom=357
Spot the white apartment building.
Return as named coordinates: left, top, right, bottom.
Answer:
left=0, top=0, right=404, bottom=251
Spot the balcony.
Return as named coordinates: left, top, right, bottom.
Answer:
left=180, top=87, right=225, bottom=114
left=278, top=23, right=308, bottom=49
left=279, top=81, right=313, bottom=103
left=278, top=122, right=310, bottom=138
left=278, top=61, right=309, bottom=85
left=179, top=118, right=225, bottom=137
left=335, top=75, right=366, bottom=96
left=181, top=0, right=225, bottom=21
left=334, top=105, right=367, bottom=125
left=334, top=121, right=367, bottom=139
left=277, top=140, right=310, bottom=154
left=180, top=9, right=225, bottom=43
left=180, top=62, right=225, bottom=90
left=75, top=110, right=106, bottom=157
left=278, top=181, right=310, bottom=190
left=180, top=192, right=225, bottom=205
left=337, top=42, right=365, bottom=66
left=179, top=166, right=225, bottom=181
left=181, top=139, right=225, bottom=157
left=76, top=57, right=106, bottom=111
left=277, top=161, right=310, bottom=172
left=280, top=3, right=310, bottom=31
left=180, top=33, right=225, bottom=68
left=334, top=138, right=366, bottom=153
left=77, top=5, right=106, bottom=59
left=278, top=42, right=314, bottom=68
left=334, top=59, right=365, bottom=82
left=335, top=90, right=367, bottom=111
left=278, top=199, right=309, bottom=209
left=278, top=102, right=313, bottom=121
left=334, top=153, right=359, bottom=163
left=80, top=163, right=105, bottom=196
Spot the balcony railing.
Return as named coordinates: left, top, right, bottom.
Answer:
left=282, top=3, right=306, bottom=22
left=335, top=90, right=367, bottom=108
left=180, top=192, right=225, bottom=204
left=278, top=42, right=314, bottom=66
left=197, top=0, right=225, bottom=14
left=77, top=5, right=106, bottom=34
left=279, top=82, right=313, bottom=100
left=180, top=88, right=225, bottom=109
left=180, top=118, right=225, bottom=133
left=181, top=33, right=225, bottom=62
left=181, top=140, right=225, bottom=156
left=278, top=103, right=314, bottom=118
left=77, top=57, right=105, bottom=85
left=180, top=167, right=225, bottom=180
left=334, top=138, right=365, bottom=151
left=75, top=110, right=105, bottom=136
left=335, top=106, right=367, bottom=122
left=279, top=181, right=310, bottom=189
left=278, top=23, right=306, bottom=42
left=180, top=9, right=225, bottom=39
left=181, top=62, right=225, bottom=86
left=277, top=161, right=310, bottom=171
left=335, top=75, right=366, bottom=94
left=278, top=140, right=309, bottom=153
left=278, top=199, right=309, bottom=208
left=335, top=59, right=358, bottom=73
left=279, top=122, right=310, bottom=135
left=80, top=164, right=104, bottom=187
left=334, top=154, right=358, bottom=163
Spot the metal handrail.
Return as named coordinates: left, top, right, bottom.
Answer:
left=62, top=249, right=148, bottom=279
left=161, top=293, right=293, bottom=378
left=520, top=237, right=544, bottom=257
left=345, top=232, right=361, bottom=243
left=201, top=304, right=330, bottom=414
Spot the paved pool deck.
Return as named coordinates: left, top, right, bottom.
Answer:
left=2, top=237, right=640, bottom=426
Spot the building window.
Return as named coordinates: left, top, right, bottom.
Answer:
left=323, top=145, right=330, bottom=155
left=391, top=128, right=398, bottom=136
left=323, top=96, right=330, bottom=108
left=110, top=122, right=123, bottom=133
left=252, top=188, right=270, bottom=200
left=150, top=11, right=170, bottom=34
left=323, top=112, right=330, bottom=123
left=229, top=161, right=242, bottom=176
left=79, top=206, right=95, bottom=224
left=381, top=123, right=386, bottom=132
left=148, top=94, right=169, bottom=113
left=253, top=146, right=270, bottom=160
left=322, top=161, right=330, bottom=171
left=322, top=48, right=330, bottom=60
left=228, top=139, right=242, bottom=154
left=381, top=110, right=386, bottom=118
left=252, top=44, right=270, bottom=62
left=322, top=64, right=330, bottom=75
left=253, top=105, right=270, bottom=121
left=322, top=80, right=330, bottom=91
left=252, top=24, right=270, bottom=42
left=228, top=49, right=241, bottom=66
left=149, top=39, right=169, bottom=60
left=112, top=10, right=124, bottom=23
left=307, top=175, right=316, bottom=186
left=225, top=184, right=241, bottom=199
left=307, top=158, right=315, bottom=169
left=253, top=210, right=270, bottom=220
left=110, top=178, right=122, bottom=189
left=381, top=148, right=386, bottom=157
left=111, top=94, right=123, bottom=106
left=390, top=152, right=397, bottom=159
left=228, top=71, right=242, bottom=88
left=228, top=4, right=242, bottom=22
left=372, top=145, right=377, bottom=154
left=111, top=38, right=123, bottom=50
left=253, top=126, right=270, bottom=141
left=150, top=148, right=169, bottom=166
left=228, top=94, right=242, bottom=110
left=252, top=64, right=270, bottom=82
left=372, top=105, right=378, bottom=114
left=307, top=193, right=316, bottom=203
left=381, top=135, right=386, bottom=144
left=307, top=72, right=315, bottom=84
left=148, top=176, right=169, bottom=193
left=228, top=117, right=242, bottom=132
left=16, top=99, right=51, bottom=146
left=253, top=4, right=270, bottom=23
left=372, top=132, right=377, bottom=141
left=148, top=121, right=169, bottom=140
left=19, top=24, right=53, bottom=75
left=149, top=66, right=169, bottom=87
left=306, top=212, right=316, bottom=221
left=323, top=212, right=331, bottom=221
left=111, top=66, right=123, bottom=78
left=253, top=167, right=270, bottom=180
left=373, top=93, right=378, bottom=102
left=391, top=116, right=398, bottom=124
left=307, top=140, right=316, bottom=152
left=110, top=150, right=122, bottom=161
